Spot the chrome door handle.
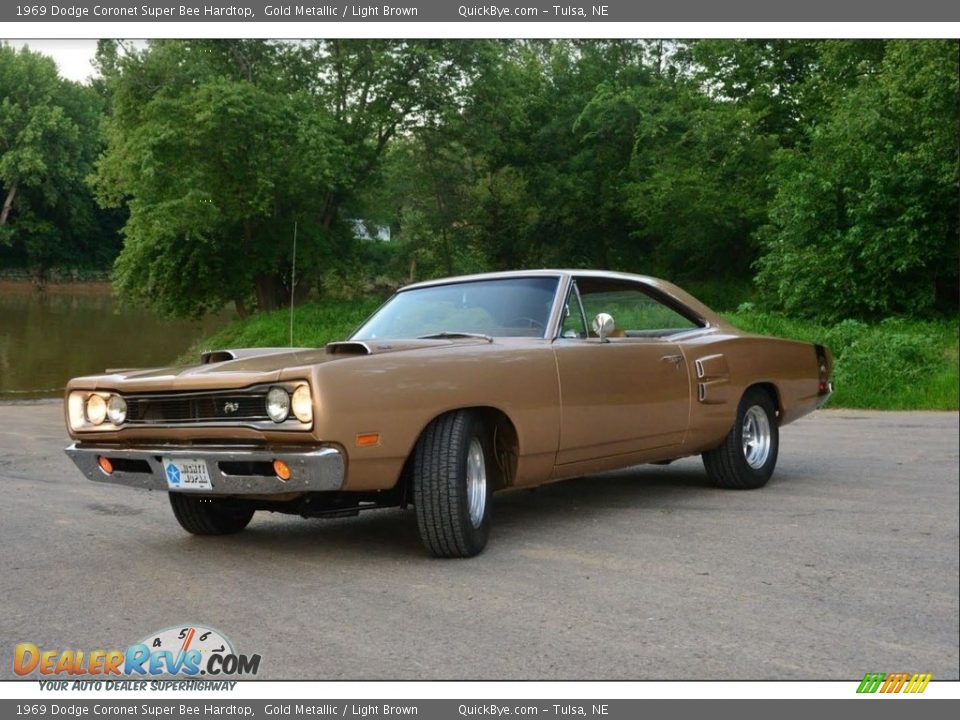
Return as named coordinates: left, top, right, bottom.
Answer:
left=661, top=354, right=684, bottom=366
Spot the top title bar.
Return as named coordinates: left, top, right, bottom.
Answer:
left=3, top=0, right=960, bottom=23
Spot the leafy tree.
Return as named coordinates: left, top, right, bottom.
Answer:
left=93, top=41, right=337, bottom=316
left=376, top=41, right=653, bottom=275
left=680, top=40, right=820, bottom=148
left=94, top=40, right=483, bottom=317
left=82, top=38, right=957, bottom=324
left=484, top=40, right=775, bottom=281
left=309, top=40, right=495, bottom=283
left=0, top=43, right=110, bottom=278
left=617, top=81, right=775, bottom=280
left=756, top=40, right=959, bottom=319
left=305, top=40, right=519, bottom=282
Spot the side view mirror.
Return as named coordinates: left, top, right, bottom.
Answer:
left=592, top=312, right=615, bottom=342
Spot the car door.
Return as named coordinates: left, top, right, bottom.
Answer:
left=552, top=278, right=695, bottom=465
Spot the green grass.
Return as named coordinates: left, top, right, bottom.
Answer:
left=178, top=296, right=385, bottom=364
left=724, top=311, right=959, bottom=410
left=183, top=295, right=958, bottom=411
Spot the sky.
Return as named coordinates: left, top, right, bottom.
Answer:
left=15, top=40, right=101, bottom=83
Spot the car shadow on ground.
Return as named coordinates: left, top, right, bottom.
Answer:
left=149, top=464, right=725, bottom=562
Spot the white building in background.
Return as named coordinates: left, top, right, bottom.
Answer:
left=351, top=219, right=391, bottom=243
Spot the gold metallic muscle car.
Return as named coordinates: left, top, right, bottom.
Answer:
left=64, top=270, right=832, bottom=557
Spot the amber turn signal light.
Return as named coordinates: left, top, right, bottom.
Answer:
left=356, top=433, right=380, bottom=447
left=273, top=459, right=292, bottom=481
left=97, top=456, right=114, bottom=475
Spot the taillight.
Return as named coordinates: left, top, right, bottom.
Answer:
left=815, top=344, right=832, bottom=396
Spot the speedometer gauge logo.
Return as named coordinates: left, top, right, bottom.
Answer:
left=129, top=624, right=259, bottom=676
left=137, top=625, right=235, bottom=668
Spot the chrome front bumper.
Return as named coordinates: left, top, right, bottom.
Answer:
left=64, top=443, right=345, bottom=495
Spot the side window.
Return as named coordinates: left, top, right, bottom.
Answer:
left=576, top=279, right=701, bottom=337
left=559, top=283, right=588, bottom=338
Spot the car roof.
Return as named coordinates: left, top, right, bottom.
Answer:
left=398, top=269, right=730, bottom=330
left=400, top=269, right=663, bottom=291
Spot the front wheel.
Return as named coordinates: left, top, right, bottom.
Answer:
left=412, top=410, right=493, bottom=558
left=169, top=493, right=254, bottom=535
left=703, top=388, right=779, bottom=489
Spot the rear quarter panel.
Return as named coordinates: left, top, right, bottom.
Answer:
left=680, top=331, right=823, bottom=454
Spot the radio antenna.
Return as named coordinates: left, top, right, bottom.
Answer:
left=289, top=219, right=298, bottom=347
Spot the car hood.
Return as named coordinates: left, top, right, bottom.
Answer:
left=69, top=338, right=496, bottom=391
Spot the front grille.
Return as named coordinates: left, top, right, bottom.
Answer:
left=124, top=389, right=270, bottom=425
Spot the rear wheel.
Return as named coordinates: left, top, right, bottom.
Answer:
left=169, top=494, right=254, bottom=535
left=703, top=387, right=779, bottom=489
left=412, top=410, right=493, bottom=558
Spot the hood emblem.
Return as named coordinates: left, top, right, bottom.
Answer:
left=223, top=401, right=239, bottom=414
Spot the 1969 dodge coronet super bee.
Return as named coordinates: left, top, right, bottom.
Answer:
left=65, top=270, right=832, bottom=557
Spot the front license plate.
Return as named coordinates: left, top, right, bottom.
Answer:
left=162, top=457, right=213, bottom=491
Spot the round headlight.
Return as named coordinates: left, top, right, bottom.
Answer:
left=107, top=395, right=127, bottom=425
left=266, top=387, right=290, bottom=423
left=85, top=394, right=107, bottom=425
left=68, top=392, right=87, bottom=430
left=291, top=385, right=313, bottom=424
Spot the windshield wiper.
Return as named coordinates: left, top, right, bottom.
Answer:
left=417, top=331, right=494, bottom=343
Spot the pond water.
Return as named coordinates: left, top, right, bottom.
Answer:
left=0, top=284, right=232, bottom=400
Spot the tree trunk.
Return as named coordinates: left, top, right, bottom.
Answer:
left=1, top=179, right=18, bottom=226
left=934, top=274, right=959, bottom=313
left=290, top=278, right=312, bottom=305
left=320, top=196, right=337, bottom=230
left=241, top=220, right=283, bottom=313
left=234, top=298, right=248, bottom=320
left=32, top=263, right=48, bottom=290
left=255, top=273, right=282, bottom=313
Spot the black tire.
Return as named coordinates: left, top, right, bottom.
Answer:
left=412, top=410, right=493, bottom=558
left=169, top=494, right=254, bottom=535
left=703, top=387, right=779, bottom=489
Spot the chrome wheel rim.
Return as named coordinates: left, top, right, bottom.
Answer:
left=466, top=437, right=487, bottom=528
left=741, top=405, right=772, bottom=470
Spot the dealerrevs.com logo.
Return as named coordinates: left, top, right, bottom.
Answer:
left=14, top=625, right=261, bottom=678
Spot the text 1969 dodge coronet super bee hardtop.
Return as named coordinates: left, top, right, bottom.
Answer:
left=64, top=270, right=832, bottom=557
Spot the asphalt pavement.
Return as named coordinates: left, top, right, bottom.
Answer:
left=1, top=401, right=957, bottom=680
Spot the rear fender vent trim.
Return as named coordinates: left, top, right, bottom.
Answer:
left=697, top=379, right=729, bottom=405
left=695, top=353, right=729, bottom=379
left=694, top=353, right=730, bottom=405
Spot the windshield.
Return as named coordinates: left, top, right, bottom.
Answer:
left=351, top=277, right=560, bottom=340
